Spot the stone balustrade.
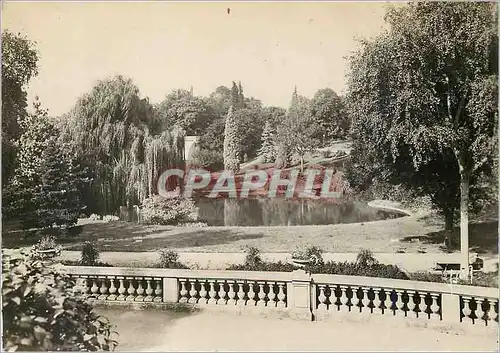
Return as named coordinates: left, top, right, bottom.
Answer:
left=62, top=266, right=498, bottom=327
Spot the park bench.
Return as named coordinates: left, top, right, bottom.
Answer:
left=431, top=254, right=484, bottom=283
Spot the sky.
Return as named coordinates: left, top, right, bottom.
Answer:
left=2, top=1, right=390, bottom=117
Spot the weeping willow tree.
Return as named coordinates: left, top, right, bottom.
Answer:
left=60, top=75, right=185, bottom=214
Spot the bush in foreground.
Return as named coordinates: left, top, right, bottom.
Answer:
left=2, top=251, right=118, bottom=351
left=141, top=196, right=198, bottom=226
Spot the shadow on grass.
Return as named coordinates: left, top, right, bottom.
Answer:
left=3, top=221, right=265, bottom=251
left=401, top=221, right=498, bottom=254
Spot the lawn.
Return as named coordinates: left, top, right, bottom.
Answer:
left=3, top=212, right=497, bottom=255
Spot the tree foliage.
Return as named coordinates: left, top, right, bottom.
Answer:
left=155, top=89, right=213, bottom=135
left=310, top=88, right=349, bottom=143
left=61, top=75, right=185, bottom=214
left=1, top=30, right=39, bottom=187
left=346, top=2, right=498, bottom=267
left=275, top=88, right=320, bottom=170
left=2, top=251, right=118, bottom=351
left=223, top=106, right=241, bottom=172
left=259, top=120, right=277, bottom=163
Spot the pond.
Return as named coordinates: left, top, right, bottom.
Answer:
left=195, top=198, right=406, bottom=227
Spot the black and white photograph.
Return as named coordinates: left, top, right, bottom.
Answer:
left=1, top=1, right=499, bottom=351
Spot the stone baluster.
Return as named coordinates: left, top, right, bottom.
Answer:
left=462, top=296, right=472, bottom=323
left=430, top=293, right=440, bottom=320
left=257, top=282, right=267, bottom=307
left=126, top=278, right=136, bottom=301
left=395, top=290, right=406, bottom=316
left=188, top=280, right=198, bottom=304
left=236, top=281, right=246, bottom=306
left=217, top=281, right=227, bottom=305
left=414, top=292, right=427, bottom=319
left=98, top=278, right=108, bottom=300
left=354, top=287, right=364, bottom=313
left=247, top=281, right=256, bottom=306
left=361, top=287, right=371, bottom=314
left=179, top=279, right=188, bottom=303
left=339, top=286, right=350, bottom=312
left=317, top=285, right=328, bottom=312
left=198, top=280, right=208, bottom=305
left=227, top=281, right=236, bottom=305
left=406, top=291, right=418, bottom=318
left=80, top=277, right=90, bottom=296
left=277, top=283, right=286, bottom=308
left=208, top=280, right=217, bottom=305
left=144, top=278, right=154, bottom=302
left=90, top=279, right=99, bottom=297
left=117, top=278, right=126, bottom=301
left=135, top=279, right=145, bottom=302
left=107, top=277, right=117, bottom=301
left=372, top=288, right=384, bottom=315
left=474, top=298, right=485, bottom=325
left=153, top=279, right=162, bottom=302
left=267, top=282, right=277, bottom=308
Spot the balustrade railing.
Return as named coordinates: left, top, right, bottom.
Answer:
left=62, top=266, right=498, bottom=328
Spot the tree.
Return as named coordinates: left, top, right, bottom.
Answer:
left=155, top=89, right=213, bottom=135
left=32, top=137, right=86, bottom=231
left=310, top=88, right=349, bottom=143
left=231, top=81, right=240, bottom=109
left=235, top=108, right=265, bottom=162
left=262, top=106, right=286, bottom=129
left=238, top=81, right=245, bottom=109
left=4, top=98, right=57, bottom=227
left=61, top=75, right=185, bottom=214
left=1, top=31, right=39, bottom=187
left=259, top=120, right=277, bottom=163
left=206, top=86, right=232, bottom=118
left=346, top=2, right=498, bottom=275
left=223, top=106, right=241, bottom=172
left=275, top=88, right=320, bottom=171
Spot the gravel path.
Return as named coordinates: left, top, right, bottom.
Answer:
left=100, top=308, right=499, bottom=352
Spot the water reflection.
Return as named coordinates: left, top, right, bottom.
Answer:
left=196, top=198, right=404, bottom=227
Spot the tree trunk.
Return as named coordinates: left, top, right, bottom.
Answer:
left=300, top=156, right=304, bottom=173
left=459, top=172, right=470, bottom=279
left=444, top=210, right=454, bottom=249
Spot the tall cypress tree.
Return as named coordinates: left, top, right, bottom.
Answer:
left=258, top=120, right=276, bottom=163
left=238, top=81, right=245, bottom=109
left=231, top=81, right=239, bottom=109
left=223, top=106, right=241, bottom=172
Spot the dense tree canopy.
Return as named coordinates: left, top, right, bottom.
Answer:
left=310, top=88, right=349, bottom=143
left=61, top=75, right=185, bottom=214
left=1, top=31, right=39, bottom=187
left=346, top=2, right=498, bottom=273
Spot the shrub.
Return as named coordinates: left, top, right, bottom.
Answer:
left=243, top=246, right=263, bottom=268
left=2, top=251, right=118, bottom=351
left=408, top=272, right=445, bottom=283
left=89, top=214, right=101, bottom=221
left=291, top=246, right=324, bottom=265
left=356, top=249, right=378, bottom=267
left=307, top=261, right=409, bottom=280
left=141, top=196, right=198, bottom=226
left=103, top=215, right=119, bottom=222
left=80, top=241, right=100, bottom=266
left=30, top=235, right=62, bottom=260
left=157, top=249, right=189, bottom=269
